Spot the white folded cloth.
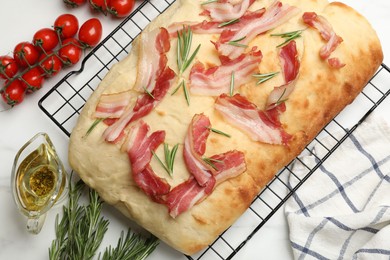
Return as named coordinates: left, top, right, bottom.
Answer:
left=285, top=116, right=390, bottom=260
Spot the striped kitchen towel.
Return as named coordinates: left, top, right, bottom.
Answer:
left=285, top=116, right=390, bottom=260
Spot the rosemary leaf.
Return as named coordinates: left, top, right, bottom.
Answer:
left=201, top=0, right=218, bottom=5
left=171, top=80, right=184, bottom=95
left=182, top=80, right=191, bottom=106
left=207, top=127, right=231, bottom=138
left=143, top=86, right=155, bottom=99
left=227, top=36, right=248, bottom=48
left=229, top=71, right=235, bottom=96
left=181, top=44, right=201, bottom=73
left=275, top=88, right=288, bottom=106
left=85, top=118, right=105, bottom=137
left=252, top=71, right=279, bottom=85
left=218, top=18, right=240, bottom=28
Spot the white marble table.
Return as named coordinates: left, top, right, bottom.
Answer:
left=1, top=1, right=389, bottom=259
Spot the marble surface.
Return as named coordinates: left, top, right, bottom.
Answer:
left=1, top=0, right=389, bottom=259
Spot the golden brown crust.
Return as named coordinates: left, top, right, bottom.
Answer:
left=68, top=0, right=383, bottom=255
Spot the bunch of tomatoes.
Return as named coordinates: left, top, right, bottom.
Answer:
left=0, top=14, right=103, bottom=107
left=64, top=0, right=135, bottom=18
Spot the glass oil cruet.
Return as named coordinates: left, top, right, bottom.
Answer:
left=11, top=132, right=67, bottom=234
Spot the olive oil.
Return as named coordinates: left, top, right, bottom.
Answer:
left=15, top=142, right=66, bottom=212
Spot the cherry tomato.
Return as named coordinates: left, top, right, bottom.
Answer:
left=54, top=14, right=79, bottom=39
left=33, top=28, right=59, bottom=52
left=1, top=79, right=25, bottom=106
left=89, top=0, right=111, bottom=15
left=59, top=38, right=83, bottom=66
left=63, top=0, right=86, bottom=7
left=0, top=56, right=19, bottom=80
left=21, top=67, right=45, bottom=92
left=78, top=18, right=102, bottom=48
left=13, top=42, right=40, bottom=67
left=38, top=52, right=63, bottom=77
left=108, top=0, right=134, bottom=18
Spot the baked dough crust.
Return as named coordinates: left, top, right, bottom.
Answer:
left=69, top=0, right=383, bottom=255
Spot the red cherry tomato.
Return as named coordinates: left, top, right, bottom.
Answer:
left=78, top=18, right=102, bottom=48
left=54, top=14, right=79, bottom=39
left=0, top=56, right=19, bottom=80
left=38, top=52, right=63, bottom=77
left=89, top=0, right=111, bottom=15
left=1, top=79, right=25, bottom=106
left=108, top=0, right=134, bottom=18
left=63, top=0, right=86, bottom=7
left=59, top=38, right=83, bottom=66
left=13, top=42, right=40, bottom=67
left=33, top=28, right=59, bottom=52
left=21, top=67, right=45, bottom=92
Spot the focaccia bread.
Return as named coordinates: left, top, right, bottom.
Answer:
left=69, top=0, right=383, bottom=255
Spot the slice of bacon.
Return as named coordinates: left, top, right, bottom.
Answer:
left=200, top=0, right=255, bottom=22
left=302, top=12, right=345, bottom=68
left=167, top=9, right=266, bottom=37
left=103, top=66, right=175, bottom=143
left=189, top=49, right=262, bottom=96
left=134, top=27, right=171, bottom=92
left=215, top=1, right=300, bottom=60
left=94, top=91, right=132, bottom=119
left=123, top=121, right=170, bottom=199
left=266, top=40, right=300, bottom=109
left=215, top=94, right=291, bottom=145
left=165, top=177, right=213, bottom=218
left=183, top=114, right=216, bottom=186
left=165, top=150, right=246, bottom=218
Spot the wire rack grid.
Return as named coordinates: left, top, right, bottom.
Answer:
left=38, top=0, right=390, bottom=259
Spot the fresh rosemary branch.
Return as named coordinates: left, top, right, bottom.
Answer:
left=49, top=179, right=109, bottom=260
left=252, top=71, right=279, bottom=85
left=177, top=26, right=201, bottom=75
left=207, top=127, right=231, bottom=138
left=218, top=18, right=240, bottom=28
left=172, top=80, right=190, bottom=106
left=99, top=229, right=159, bottom=260
left=227, top=36, right=248, bottom=48
left=271, top=29, right=304, bottom=47
left=152, top=143, right=179, bottom=176
left=49, top=178, right=158, bottom=260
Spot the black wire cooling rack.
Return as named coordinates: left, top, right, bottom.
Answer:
left=38, top=0, right=390, bottom=259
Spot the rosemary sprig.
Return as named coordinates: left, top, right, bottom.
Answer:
left=153, top=143, right=179, bottom=176
left=201, top=0, right=218, bottom=5
left=229, top=71, right=235, bottom=96
left=218, top=18, right=240, bottom=28
left=227, top=36, right=248, bottom=48
left=207, top=127, right=231, bottom=138
left=177, top=26, right=201, bottom=75
left=49, top=179, right=109, bottom=260
left=203, top=157, right=223, bottom=171
left=271, top=29, right=304, bottom=47
left=99, top=229, right=159, bottom=260
left=85, top=118, right=105, bottom=137
left=49, top=177, right=158, bottom=260
left=252, top=71, right=279, bottom=85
